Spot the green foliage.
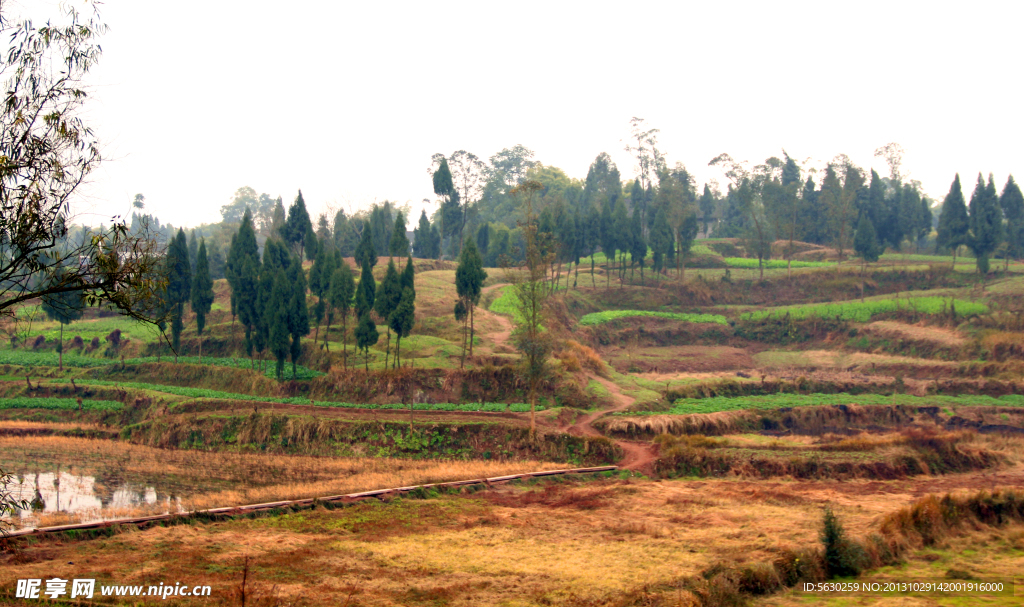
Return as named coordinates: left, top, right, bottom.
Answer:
left=649, top=392, right=1024, bottom=416
left=937, top=174, right=970, bottom=255
left=578, top=310, right=727, bottom=326
left=968, top=174, right=1005, bottom=274
left=191, top=239, right=214, bottom=337
left=0, top=397, right=123, bottom=411
left=854, top=214, right=883, bottom=263
left=389, top=211, right=409, bottom=258
left=723, top=257, right=834, bottom=269
left=741, top=296, right=988, bottom=323
left=821, top=507, right=867, bottom=578
left=354, top=312, right=379, bottom=371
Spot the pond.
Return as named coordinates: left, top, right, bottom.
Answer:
left=5, top=467, right=185, bottom=530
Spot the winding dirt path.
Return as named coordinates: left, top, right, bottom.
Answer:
left=479, top=283, right=658, bottom=474
left=476, top=284, right=514, bottom=355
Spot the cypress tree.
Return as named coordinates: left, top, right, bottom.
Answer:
left=968, top=173, right=1004, bottom=275
left=698, top=184, right=715, bottom=236
left=167, top=228, right=192, bottom=361
left=287, top=256, right=310, bottom=378
left=187, top=229, right=199, bottom=273
left=327, top=263, right=355, bottom=365
left=254, top=256, right=274, bottom=371
left=354, top=309, right=378, bottom=371
left=309, top=240, right=328, bottom=341
left=227, top=209, right=259, bottom=330
left=917, top=197, right=933, bottom=252
left=356, top=258, right=376, bottom=318
left=454, top=238, right=486, bottom=367
left=413, top=210, right=434, bottom=259
left=401, top=255, right=415, bottom=296
left=854, top=213, right=883, bottom=270
left=1000, top=176, right=1024, bottom=268
left=374, top=260, right=402, bottom=368
left=389, top=211, right=409, bottom=260
left=304, top=226, right=318, bottom=262
left=268, top=269, right=290, bottom=380
left=284, top=190, right=314, bottom=260
left=41, top=268, right=84, bottom=371
left=355, top=221, right=377, bottom=268
left=613, top=199, right=630, bottom=284
left=936, top=174, right=970, bottom=267
left=191, top=239, right=215, bottom=362
left=390, top=286, right=415, bottom=369
left=600, top=200, right=616, bottom=289
left=476, top=223, right=490, bottom=261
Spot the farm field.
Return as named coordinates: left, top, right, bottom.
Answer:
left=4, top=242, right=1024, bottom=606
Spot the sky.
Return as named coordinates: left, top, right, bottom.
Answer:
left=11, top=0, right=1024, bottom=229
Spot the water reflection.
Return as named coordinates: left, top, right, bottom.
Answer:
left=6, top=469, right=184, bottom=530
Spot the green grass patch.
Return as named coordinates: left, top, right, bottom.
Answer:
left=642, top=392, right=1024, bottom=415
left=0, top=396, right=123, bottom=411
left=723, top=257, right=835, bottom=269
left=740, top=297, right=989, bottom=323
left=578, top=310, right=727, bottom=326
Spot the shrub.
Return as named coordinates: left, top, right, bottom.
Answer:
left=88, top=337, right=100, bottom=351
left=70, top=336, right=84, bottom=349
left=106, top=329, right=122, bottom=349
left=31, top=335, right=46, bottom=349
left=821, top=506, right=868, bottom=578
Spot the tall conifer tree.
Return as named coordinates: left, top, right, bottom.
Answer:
left=968, top=173, right=1004, bottom=275
left=936, top=174, right=970, bottom=267
left=191, top=239, right=214, bottom=361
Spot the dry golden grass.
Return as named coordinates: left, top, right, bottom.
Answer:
left=0, top=436, right=568, bottom=524
left=0, top=420, right=106, bottom=432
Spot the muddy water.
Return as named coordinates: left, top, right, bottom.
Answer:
left=5, top=468, right=184, bottom=530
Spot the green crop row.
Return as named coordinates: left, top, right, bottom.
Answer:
left=578, top=310, right=728, bottom=326
left=44, top=380, right=540, bottom=413
left=740, top=296, right=988, bottom=323
left=723, top=257, right=835, bottom=269
left=0, top=351, right=324, bottom=380
left=641, top=392, right=1024, bottom=416
left=0, top=397, right=123, bottom=411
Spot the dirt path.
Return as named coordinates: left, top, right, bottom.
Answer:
left=565, top=375, right=658, bottom=474
left=480, top=283, right=657, bottom=473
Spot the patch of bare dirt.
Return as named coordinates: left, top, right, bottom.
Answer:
left=602, top=345, right=754, bottom=373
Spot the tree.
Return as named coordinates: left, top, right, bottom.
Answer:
left=187, top=230, right=199, bottom=273
left=286, top=256, right=309, bottom=378
left=917, top=197, right=934, bottom=252
left=327, top=263, right=355, bottom=365
left=191, top=239, right=214, bottom=362
left=356, top=258, right=376, bottom=318
left=737, top=179, right=773, bottom=280
left=1000, top=176, right=1024, bottom=269
left=676, top=213, right=700, bottom=280
left=629, top=207, right=647, bottom=284
left=355, top=220, right=377, bottom=268
left=968, top=173, right=1004, bottom=276
left=283, top=190, right=314, bottom=260
left=354, top=308, right=379, bottom=371
left=267, top=269, right=290, bottom=380
left=226, top=210, right=260, bottom=350
left=854, top=213, right=883, bottom=272
left=821, top=163, right=859, bottom=270
left=167, top=229, right=191, bottom=361
left=698, top=184, right=716, bottom=236
left=476, top=223, right=491, bottom=260
left=505, top=180, right=551, bottom=437
left=455, top=238, right=487, bottom=367
left=433, top=158, right=458, bottom=257
left=374, top=260, right=402, bottom=369
left=936, top=174, right=970, bottom=267
left=0, top=3, right=164, bottom=326
left=390, top=287, right=415, bottom=369
left=412, top=210, right=438, bottom=259
left=389, top=211, right=410, bottom=260
left=41, top=268, right=85, bottom=371
left=649, top=208, right=673, bottom=277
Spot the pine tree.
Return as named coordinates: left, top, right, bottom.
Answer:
left=698, top=184, right=715, bottom=236
left=677, top=212, right=699, bottom=280
left=327, top=263, right=355, bottom=365
left=455, top=238, right=487, bottom=367
left=412, top=210, right=434, bottom=258
left=967, top=173, right=1004, bottom=275
left=600, top=199, right=615, bottom=289
left=187, top=229, right=199, bottom=272
left=917, top=197, right=933, bottom=252
left=286, top=256, right=310, bottom=378
left=389, top=211, right=409, bottom=261
left=476, top=223, right=490, bottom=261
left=374, top=260, right=402, bottom=368
left=1000, top=175, right=1024, bottom=269
left=936, top=174, right=970, bottom=267
left=401, top=255, right=415, bottom=295
left=191, top=239, right=214, bottom=362
left=41, top=268, right=84, bottom=371
left=612, top=199, right=630, bottom=284
left=167, top=228, right=191, bottom=361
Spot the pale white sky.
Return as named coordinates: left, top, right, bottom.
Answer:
left=14, top=0, right=1023, bottom=228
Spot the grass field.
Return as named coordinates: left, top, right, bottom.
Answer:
left=578, top=310, right=728, bottom=326
left=0, top=351, right=325, bottom=379
left=0, top=397, right=123, bottom=411
left=651, top=392, right=1024, bottom=415
left=723, top=257, right=835, bottom=269
left=741, top=296, right=989, bottom=322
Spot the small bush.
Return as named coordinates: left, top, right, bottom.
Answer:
left=106, top=329, right=122, bottom=349
left=70, top=336, right=84, bottom=349
left=821, top=506, right=868, bottom=578
left=88, top=336, right=100, bottom=351
left=31, top=335, right=46, bottom=349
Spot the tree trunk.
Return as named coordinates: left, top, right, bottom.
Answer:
left=323, top=313, right=332, bottom=351
left=529, top=385, right=536, bottom=439
left=952, top=246, right=957, bottom=270
left=591, top=257, right=596, bottom=289
left=759, top=258, right=764, bottom=281
left=341, top=314, right=347, bottom=369
left=469, top=303, right=475, bottom=357
left=384, top=328, right=391, bottom=370
left=58, top=323, right=63, bottom=372
left=395, top=335, right=401, bottom=369
left=198, top=332, right=203, bottom=363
